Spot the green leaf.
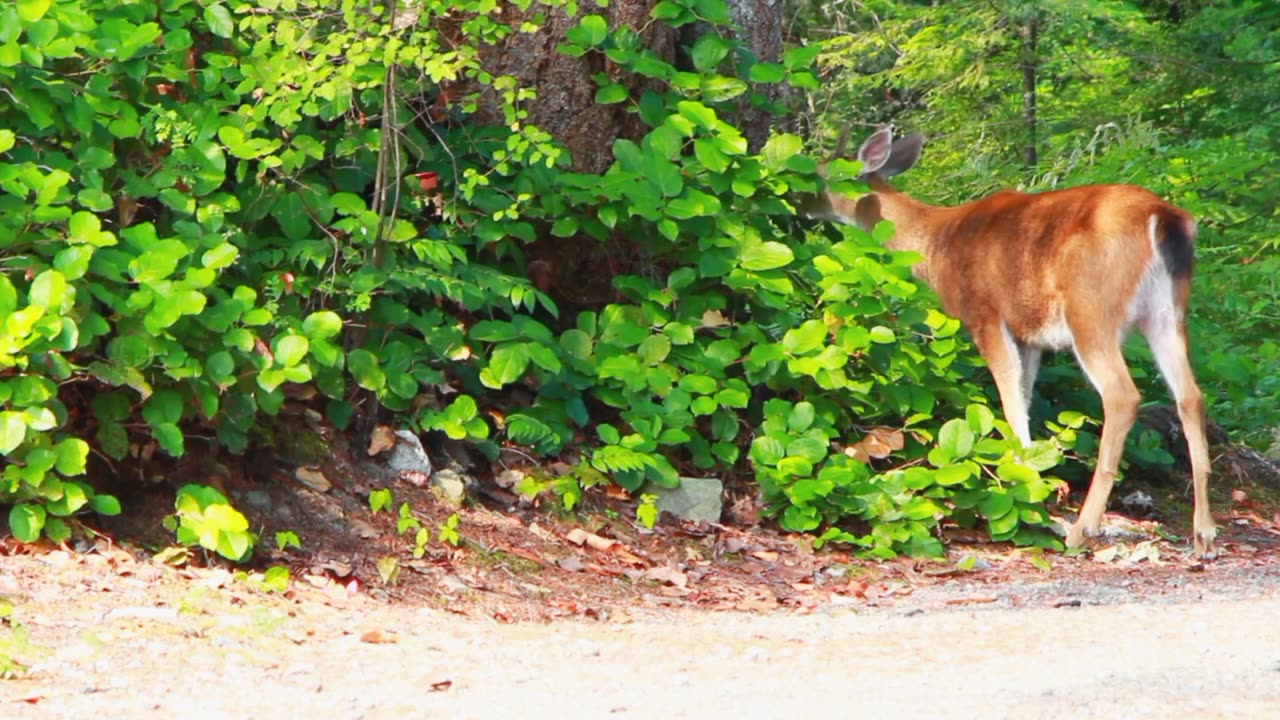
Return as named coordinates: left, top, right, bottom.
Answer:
left=301, top=311, right=343, bottom=340
left=690, top=34, right=730, bottom=71
left=9, top=504, right=45, bottom=542
left=560, top=329, right=593, bottom=359
left=739, top=242, right=794, bottom=271
left=526, top=343, right=562, bottom=374
left=273, top=335, right=309, bottom=367
left=748, top=63, right=787, bottom=83
left=934, top=463, right=975, bottom=486
left=486, top=343, right=531, bottom=387
left=204, top=4, right=234, bottom=39
left=651, top=0, right=685, bottom=21
left=868, top=326, right=896, bottom=344
left=28, top=269, right=66, bottom=309
left=782, top=320, right=827, bottom=355
left=678, top=374, right=718, bottom=394
left=202, top=243, right=239, bottom=270
left=938, top=419, right=975, bottom=459
left=507, top=414, right=553, bottom=445
left=966, top=404, right=996, bottom=436
left=761, top=133, right=804, bottom=171
left=788, top=402, right=815, bottom=432
left=54, top=438, right=89, bottom=476
left=980, top=490, right=1016, bottom=521
left=91, top=494, right=123, bottom=516
left=348, top=349, right=386, bottom=391
left=637, top=335, right=672, bottom=365
left=595, top=83, right=629, bottom=104
left=567, top=14, right=608, bottom=46
left=667, top=189, right=721, bottom=219
left=17, top=0, right=52, bottom=23
left=699, top=76, right=747, bottom=102
left=694, top=138, right=729, bottom=173
left=783, top=44, right=822, bottom=70
left=153, top=422, right=185, bottom=456
left=0, top=411, right=26, bottom=454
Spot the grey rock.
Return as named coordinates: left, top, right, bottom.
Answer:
left=385, top=430, right=433, bottom=475
left=1266, top=428, right=1280, bottom=463
left=1120, top=490, right=1154, bottom=512
left=650, top=477, right=723, bottom=523
left=242, top=489, right=273, bottom=512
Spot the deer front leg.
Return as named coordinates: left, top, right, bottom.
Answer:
left=971, top=322, right=1032, bottom=446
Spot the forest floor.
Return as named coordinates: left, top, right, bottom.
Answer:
left=4, top=425, right=1280, bottom=718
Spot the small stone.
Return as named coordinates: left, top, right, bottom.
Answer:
left=242, top=490, right=272, bottom=512
left=647, top=477, right=723, bottom=523
left=495, top=468, right=525, bottom=489
left=431, top=468, right=468, bottom=504
left=385, top=430, right=433, bottom=475
left=1119, top=490, right=1154, bottom=511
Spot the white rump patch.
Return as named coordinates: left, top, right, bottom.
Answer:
left=1127, top=214, right=1182, bottom=337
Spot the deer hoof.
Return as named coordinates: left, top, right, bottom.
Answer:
left=1193, top=524, right=1218, bottom=560
left=1064, top=522, right=1092, bottom=550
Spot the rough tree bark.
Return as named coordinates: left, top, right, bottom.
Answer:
left=471, top=0, right=784, bottom=170
left=472, top=1, right=677, bottom=174
left=1020, top=16, right=1038, bottom=169
left=461, top=0, right=785, bottom=307
left=722, top=0, right=784, bottom=152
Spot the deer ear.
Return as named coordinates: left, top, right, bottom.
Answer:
left=881, top=133, right=924, bottom=178
left=856, top=128, right=894, bottom=174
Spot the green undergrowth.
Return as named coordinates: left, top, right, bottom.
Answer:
left=1, top=0, right=1074, bottom=561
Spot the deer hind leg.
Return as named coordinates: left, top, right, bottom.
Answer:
left=1067, top=340, right=1140, bottom=549
left=972, top=322, right=1033, bottom=446
left=1142, top=315, right=1216, bottom=558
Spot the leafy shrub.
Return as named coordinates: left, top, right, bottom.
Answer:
left=1, top=0, right=1071, bottom=557
left=165, top=484, right=255, bottom=562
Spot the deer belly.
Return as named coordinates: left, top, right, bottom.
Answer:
left=1019, top=310, right=1075, bottom=351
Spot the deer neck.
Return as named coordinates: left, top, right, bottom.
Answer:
left=865, top=180, right=945, bottom=284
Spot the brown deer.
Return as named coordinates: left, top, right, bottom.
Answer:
left=809, top=127, right=1215, bottom=558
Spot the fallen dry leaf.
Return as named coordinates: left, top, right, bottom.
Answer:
left=566, top=528, right=620, bottom=552
left=643, top=566, right=689, bottom=588
left=556, top=555, right=585, bottom=573
left=749, top=550, right=779, bottom=562
left=429, top=680, right=453, bottom=693
left=844, top=579, right=869, bottom=598
left=699, top=309, right=731, bottom=328
left=295, top=466, right=332, bottom=492
left=367, top=425, right=397, bottom=456
left=350, top=519, right=380, bottom=539
left=844, top=426, right=904, bottom=462
left=735, top=595, right=779, bottom=613
left=360, top=629, right=398, bottom=644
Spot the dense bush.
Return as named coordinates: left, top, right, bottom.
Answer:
left=3, top=0, right=1091, bottom=560
left=810, top=0, right=1280, bottom=451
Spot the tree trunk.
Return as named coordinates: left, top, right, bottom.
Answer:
left=725, top=0, right=784, bottom=152
left=460, top=0, right=785, bottom=309
left=472, top=1, right=677, bottom=174
left=471, top=0, right=785, bottom=171
left=1020, top=16, right=1038, bottom=169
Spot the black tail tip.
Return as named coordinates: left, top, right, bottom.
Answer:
left=1157, top=210, right=1195, bottom=280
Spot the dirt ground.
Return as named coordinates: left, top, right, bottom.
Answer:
left=4, top=428, right=1280, bottom=718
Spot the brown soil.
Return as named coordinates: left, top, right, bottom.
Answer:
left=4, top=423, right=1280, bottom=717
